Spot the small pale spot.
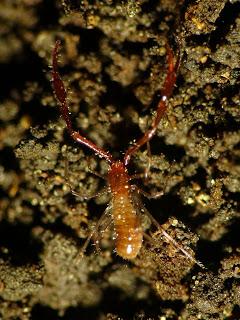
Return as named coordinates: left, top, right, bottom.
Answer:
left=172, top=219, right=178, bottom=226
left=126, top=244, right=133, bottom=254
left=211, top=179, right=215, bottom=185
left=187, top=197, right=194, bottom=205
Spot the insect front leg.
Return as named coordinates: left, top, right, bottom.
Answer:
left=64, top=156, right=108, bottom=200
left=86, top=156, right=106, bottom=181
left=130, top=183, right=163, bottom=199
left=136, top=186, right=164, bottom=199
left=52, top=40, right=113, bottom=163
left=131, top=142, right=153, bottom=181
left=143, top=141, right=152, bottom=180
left=131, top=159, right=181, bottom=199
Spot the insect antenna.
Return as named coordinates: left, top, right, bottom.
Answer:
left=51, top=40, right=113, bottom=164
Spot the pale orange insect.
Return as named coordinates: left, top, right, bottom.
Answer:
left=52, top=40, right=203, bottom=266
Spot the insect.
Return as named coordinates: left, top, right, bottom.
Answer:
left=51, top=40, right=203, bottom=267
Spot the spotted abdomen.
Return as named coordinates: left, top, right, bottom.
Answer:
left=112, top=192, right=142, bottom=259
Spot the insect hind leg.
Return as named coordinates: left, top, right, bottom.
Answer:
left=145, top=209, right=205, bottom=269
left=75, top=205, right=112, bottom=263
left=133, top=192, right=205, bottom=269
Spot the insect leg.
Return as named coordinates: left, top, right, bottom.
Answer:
left=136, top=187, right=164, bottom=199
left=145, top=208, right=205, bottom=268
left=130, top=142, right=152, bottom=180
left=124, top=45, right=179, bottom=166
left=129, top=173, right=145, bottom=181
left=144, top=142, right=152, bottom=179
left=133, top=192, right=205, bottom=268
left=52, top=40, right=113, bottom=164
left=75, top=205, right=112, bottom=262
left=131, top=184, right=164, bottom=199
left=86, top=157, right=106, bottom=180
left=131, top=160, right=182, bottom=199
left=64, top=157, right=109, bottom=200
left=71, top=186, right=109, bottom=200
left=92, top=212, right=113, bottom=254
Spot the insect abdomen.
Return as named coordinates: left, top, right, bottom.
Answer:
left=112, top=193, right=142, bottom=259
left=108, top=161, right=143, bottom=259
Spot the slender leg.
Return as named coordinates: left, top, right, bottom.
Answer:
left=133, top=192, right=205, bottom=268
left=131, top=142, right=152, bottom=180
left=52, top=40, right=113, bottom=164
left=129, top=173, right=145, bottom=181
left=131, top=159, right=181, bottom=199
left=129, top=143, right=153, bottom=182
left=144, top=142, right=152, bottom=179
left=71, top=187, right=109, bottom=200
left=124, top=45, right=180, bottom=166
left=75, top=205, right=112, bottom=262
left=86, top=157, right=106, bottom=180
left=132, top=184, right=164, bottom=199
left=92, top=213, right=113, bottom=253
left=138, top=188, right=164, bottom=199
left=144, top=208, right=205, bottom=268
left=87, top=168, right=106, bottom=180
left=64, top=157, right=109, bottom=200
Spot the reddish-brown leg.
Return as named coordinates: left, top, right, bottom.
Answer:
left=52, top=40, right=113, bottom=164
left=124, top=45, right=180, bottom=166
